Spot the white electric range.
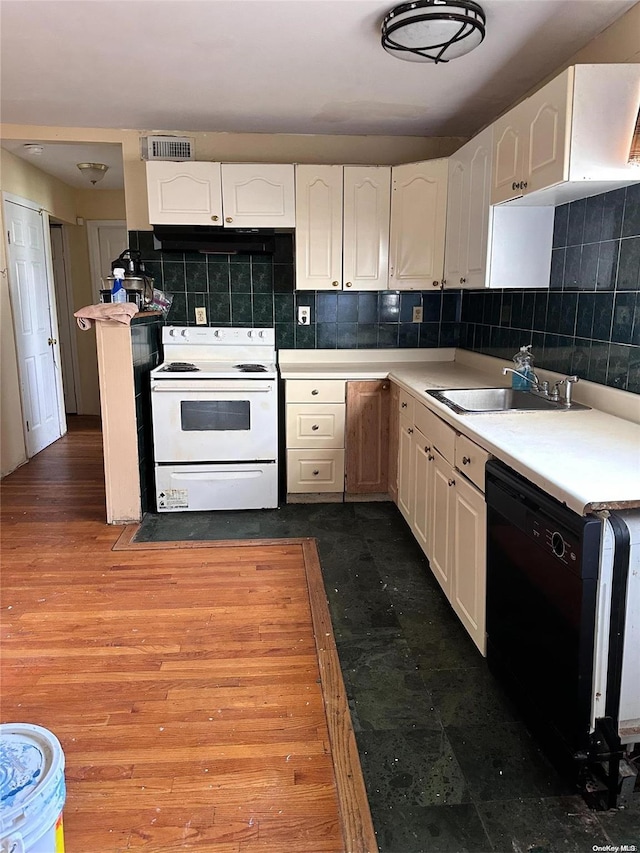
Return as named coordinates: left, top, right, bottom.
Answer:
left=150, top=326, right=278, bottom=512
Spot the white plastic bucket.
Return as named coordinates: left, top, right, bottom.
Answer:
left=0, top=724, right=66, bottom=853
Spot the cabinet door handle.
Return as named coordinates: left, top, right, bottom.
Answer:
left=225, top=217, right=233, bottom=223
left=311, top=424, right=319, bottom=431
left=432, top=280, right=440, bottom=288
left=332, top=281, right=340, bottom=287
left=211, top=215, right=219, bottom=222
left=448, top=478, right=456, bottom=487
left=462, top=456, right=471, bottom=465
left=313, top=470, right=319, bottom=476
left=345, top=281, right=353, bottom=288
left=407, top=428, right=413, bottom=434
left=512, top=181, right=520, bottom=191
left=401, top=402, right=407, bottom=408
left=522, top=181, right=528, bottom=189
left=311, top=389, right=319, bottom=396
left=48, top=337, right=57, bottom=345
left=382, top=384, right=388, bottom=390
left=460, top=277, right=466, bottom=284
left=425, top=445, right=431, bottom=453
left=428, top=453, right=434, bottom=461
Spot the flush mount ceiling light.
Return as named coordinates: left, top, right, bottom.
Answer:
left=76, top=162, right=109, bottom=185
left=381, top=0, right=486, bottom=64
left=23, top=143, right=44, bottom=155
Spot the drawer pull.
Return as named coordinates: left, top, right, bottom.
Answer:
left=311, top=389, right=319, bottom=396
left=448, top=478, right=456, bottom=487
left=401, top=402, right=407, bottom=409
left=462, top=456, right=471, bottom=465
left=313, top=470, right=320, bottom=476
left=311, top=424, right=319, bottom=431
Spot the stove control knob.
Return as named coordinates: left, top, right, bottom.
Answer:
left=247, top=330, right=255, bottom=338
left=214, top=329, right=225, bottom=338
left=258, top=330, right=266, bottom=338
left=180, top=328, right=190, bottom=338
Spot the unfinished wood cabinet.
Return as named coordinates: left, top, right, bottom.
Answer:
left=345, top=380, right=390, bottom=495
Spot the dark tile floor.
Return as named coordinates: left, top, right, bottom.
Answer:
left=135, top=502, right=640, bottom=853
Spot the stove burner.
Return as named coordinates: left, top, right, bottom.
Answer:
left=235, top=363, right=268, bottom=373
left=163, top=362, right=199, bottom=372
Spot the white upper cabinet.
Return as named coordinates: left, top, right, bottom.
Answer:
left=389, top=159, right=448, bottom=291
left=295, top=165, right=390, bottom=291
left=492, top=64, right=640, bottom=206
left=444, top=126, right=493, bottom=290
left=146, top=161, right=223, bottom=225
left=221, top=163, right=295, bottom=228
left=146, top=162, right=295, bottom=227
left=343, top=166, right=391, bottom=291
left=444, top=126, right=554, bottom=290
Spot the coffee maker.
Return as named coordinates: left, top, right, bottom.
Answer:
left=101, top=250, right=154, bottom=308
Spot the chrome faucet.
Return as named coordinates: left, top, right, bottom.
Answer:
left=551, top=375, right=579, bottom=407
left=502, top=367, right=579, bottom=406
left=501, top=367, right=542, bottom=391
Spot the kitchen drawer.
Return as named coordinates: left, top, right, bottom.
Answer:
left=286, top=404, right=345, bottom=448
left=398, top=389, right=415, bottom=422
left=415, top=401, right=456, bottom=464
left=455, top=433, right=490, bottom=493
left=287, top=449, right=345, bottom=492
left=286, top=379, right=346, bottom=404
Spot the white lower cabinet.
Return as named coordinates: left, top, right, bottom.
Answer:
left=285, top=379, right=346, bottom=498
left=395, top=390, right=489, bottom=654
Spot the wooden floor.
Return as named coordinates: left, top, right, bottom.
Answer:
left=0, top=417, right=376, bottom=853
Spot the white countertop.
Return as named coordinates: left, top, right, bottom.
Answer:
left=279, top=349, right=640, bottom=515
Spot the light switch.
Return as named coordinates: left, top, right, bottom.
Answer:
left=195, top=307, right=207, bottom=325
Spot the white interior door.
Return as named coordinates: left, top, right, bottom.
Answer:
left=50, top=224, right=79, bottom=413
left=86, top=220, right=128, bottom=301
left=4, top=197, right=63, bottom=457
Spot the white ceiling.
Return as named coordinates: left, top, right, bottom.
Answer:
left=1, top=0, right=637, bottom=187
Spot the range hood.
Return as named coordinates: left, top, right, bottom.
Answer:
left=152, top=225, right=293, bottom=257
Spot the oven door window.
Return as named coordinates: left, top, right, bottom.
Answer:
left=180, top=400, right=250, bottom=432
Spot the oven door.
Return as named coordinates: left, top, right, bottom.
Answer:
left=151, top=378, right=277, bottom=463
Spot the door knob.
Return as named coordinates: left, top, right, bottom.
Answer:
left=225, top=217, right=233, bottom=223
left=332, top=281, right=340, bottom=287
left=211, top=215, right=219, bottom=222
left=345, top=281, right=353, bottom=288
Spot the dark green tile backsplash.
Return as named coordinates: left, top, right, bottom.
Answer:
left=460, top=183, right=640, bottom=393
left=129, top=181, right=639, bottom=393
left=128, top=230, right=461, bottom=351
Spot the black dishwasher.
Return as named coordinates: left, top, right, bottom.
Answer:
left=485, top=459, right=602, bottom=778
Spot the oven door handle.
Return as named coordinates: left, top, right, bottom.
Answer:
left=151, top=385, right=272, bottom=393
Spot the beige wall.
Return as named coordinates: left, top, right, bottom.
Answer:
left=1, top=149, right=126, bottom=475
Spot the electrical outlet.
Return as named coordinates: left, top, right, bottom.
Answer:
left=412, top=306, right=423, bottom=323
left=298, top=306, right=310, bottom=326
left=195, top=307, right=207, bottom=325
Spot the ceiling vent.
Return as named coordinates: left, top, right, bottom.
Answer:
left=141, top=135, right=195, bottom=161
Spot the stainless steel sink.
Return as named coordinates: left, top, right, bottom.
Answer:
left=426, top=387, right=589, bottom=413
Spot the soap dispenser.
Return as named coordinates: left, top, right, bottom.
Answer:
left=510, top=345, right=534, bottom=390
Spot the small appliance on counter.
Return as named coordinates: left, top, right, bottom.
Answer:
left=100, top=249, right=154, bottom=309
